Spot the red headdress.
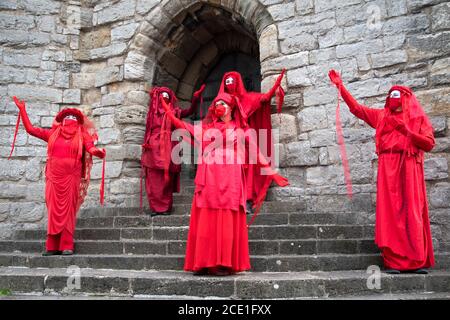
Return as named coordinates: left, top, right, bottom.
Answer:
left=51, top=108, right=104, bottom=207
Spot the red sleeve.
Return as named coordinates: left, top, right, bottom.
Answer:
left=410, top=118, right=435, bottom=152
left=340, top=84, right=383, bottom=129
left=82, top=131, right=95, bottom=151
left=180, top=99, right=198, bottom=118
left=19, top=108, right=51, bottom=142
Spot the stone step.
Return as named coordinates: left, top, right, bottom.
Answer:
left=78, top=201, right=308, bottom=217
left=75, top=212, right=364, bottom=228
left=0, top=252, right=449, bottom=273
left=12, top=225, right=376, bottom=241
left=0, top=267, right=449, bottom=299
left=0, top=238, right=380, bottom=255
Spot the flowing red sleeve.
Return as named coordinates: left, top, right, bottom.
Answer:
left=82, top=131, right=95, bottom=151
left=340, top=84, right=383, bottom=129
left=164, top=109, right=195, bottom=140
left=180, top=98, right=199, bottom=118
left=19, top=108, right=51, bottom=142
left=410, top=118, right=435, bottom=152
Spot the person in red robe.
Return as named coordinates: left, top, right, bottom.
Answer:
left=141, top=86, right=204, bottom=216
left=12, top=97, right=106, bottom=256
left=328, top=70, right=435, bottom=274
left=216, top=70, right=286, bottom=214
left=159, top=92, right=289, bottom=276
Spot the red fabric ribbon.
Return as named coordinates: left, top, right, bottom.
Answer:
left=8, top=113, right=21, bottom=160
left=99, top=157, right=106, bottom=206
left=335, top=88, right=353, bottom=199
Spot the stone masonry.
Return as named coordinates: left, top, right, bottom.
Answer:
left=0, top=0, right=449, bottom=253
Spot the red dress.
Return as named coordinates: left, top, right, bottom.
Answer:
left=141, top=87, right=197, bottom=213
left=20, top=120, right=95, bottom=251
left=216, top=71, right=284, bottom=204
left=160, top=92, right=287, bottom=273
left=340, top=85, right=435, bottom=270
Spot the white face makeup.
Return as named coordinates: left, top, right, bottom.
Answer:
left=390, top=90, right=401, bottom=98
left=161, top=92, right=170, bottom=100
left=64, top=115, right=77, bottom=121
left=225, top=77, right=234, bottom=85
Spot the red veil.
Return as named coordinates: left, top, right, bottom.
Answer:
left=50, top=108, right=102, bottom=209
left=216, top=71, right=284, bottom=224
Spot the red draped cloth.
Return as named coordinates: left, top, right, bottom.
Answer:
left=184, top=120, right=250, bottom=272
left=339, top=85, right=435, bottom=271
left=216, top=71, right=284, bottom=205
left=23, top=121, right=95, bottom=251
left=141, top=87, right=196, bottom=212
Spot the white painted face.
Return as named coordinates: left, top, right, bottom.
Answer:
left=64, top=115, right=77, bottom=121
left=161, top=92, right=170, bottom=100
left=390, top=90, right=401, bottom=98
left=225, top=77, right=234, bottom=85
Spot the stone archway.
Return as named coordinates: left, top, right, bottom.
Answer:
left=124, top=0, right=280, bottom=102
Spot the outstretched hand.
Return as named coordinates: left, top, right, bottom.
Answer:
left=272, top=173, right=289, bottom=187
left=275, top=68, right=286, bottom=87
left=13, top=96, right=26, bottom=110
left=193, top=84, right=206, bottom=99
left=90, top=147, right=106, bottom=159
left=328, top=69, right=343, bottom=88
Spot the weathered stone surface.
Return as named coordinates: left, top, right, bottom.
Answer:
left=298, top=106, right=328, bottom=132
left=10, top=202, right=44, bottom=223
left=101, top=92, right=124, bottom=107
left=98, top=128, right=121, bottom=144
left=271, top=113, right=298, bottom=143
left=295, top=0, right=314, bottom=15
left=95, top=67, right=123, bottom=87
left=63, top=89, right=81, bottom=104
left=259, top=24, right=279, bottom=61
left=7, top=85, right=62, bottom=103
left=89, top=43, right=127, bottom=60
left=111, top=23, right=139, bottom=42
left=285, top=141, right=319, bottom=167
left=91, top=161, right=123, bottom=179
left=124, top=51, right=154, bottom=80
left=115, top=105, right=146, bottom=125
left=424, top=158, right=449, bottom=180
left=430, top=183, right=450, bottom=208
left=430, top=57, right=450, bottom=86
left=431, top=2, right=450, bottom=31
left=430, top=116, right=448, bottom=137
left=303, top=86, right=335, bottom=107
left=407, top=31, right=450, bottom=61
left=96, top=0, right=136, bottom=25
left=136, top=0, right=160, bottom=15
left=267, top=3, right=295, bottom=22
left=371, top=50, right=408, bottom=69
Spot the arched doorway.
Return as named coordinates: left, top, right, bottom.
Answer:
left=197, top=52, right=261, bottom=117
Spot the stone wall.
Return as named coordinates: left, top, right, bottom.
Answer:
left=0, top=0, right=449, bottom=249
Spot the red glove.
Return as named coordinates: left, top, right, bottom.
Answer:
left=328, top=69, right=343, bottom=88
left=13, top=96, right=26, bottom=111
left=193, top=84, right=206, bottom=99
left=389, top=117, right=409, bottom=135
left=160, top=95, right=172, bottom=112
left=90, top=147, right=106, bottom=159
left=272, top=173, right=289, bottom=187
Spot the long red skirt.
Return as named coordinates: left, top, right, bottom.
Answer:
left=144, top=167, right=179, bottom=213
left=375, top=153, right=435, bottom=270
left=184, top=198, right=251, bottom=273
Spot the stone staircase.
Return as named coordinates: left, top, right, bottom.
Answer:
left=0, top=180, right=449, bottom=299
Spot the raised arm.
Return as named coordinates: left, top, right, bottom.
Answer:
left=13, top=96, right=51, bottom=142
left=180, top=84, right=206, bottom=118
left=328, top=70, right=382, bottom=129
left=261, top=69, right=286, bottom=103
left=160, top=96, right=195, bottom=138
